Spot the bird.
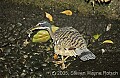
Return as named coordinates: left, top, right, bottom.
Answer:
left=27, top=21, right=96, bottom=69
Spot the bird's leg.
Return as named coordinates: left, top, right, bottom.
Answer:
left=53, top=56, right=69, bottom=64
left=53, top=55, right=71, bottom=69
left=61, top=56, right=66, bottom=69
left=61, top=56, right=70, bottom=70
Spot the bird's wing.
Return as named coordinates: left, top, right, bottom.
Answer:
left=54, top=27, right=87, bottom=56
left=54, top=27, right=87, bottom=49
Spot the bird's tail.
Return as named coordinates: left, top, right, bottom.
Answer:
left=75, top=48, right=96, bottom=61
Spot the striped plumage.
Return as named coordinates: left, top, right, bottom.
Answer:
left=29, top=21, right=96, bottom=69
left=54, top=27, right=87, bottom=56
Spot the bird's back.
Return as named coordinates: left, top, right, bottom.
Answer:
left=54, top=27, right=87, bottom=50
left=53, top=27, right=88, bottom=56
left=53, top=27, right=96, bottom=61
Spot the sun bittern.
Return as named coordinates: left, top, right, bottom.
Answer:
left=28, top=21, right=96, bottom=69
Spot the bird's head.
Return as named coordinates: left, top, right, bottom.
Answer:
left=36, top=21, right=52, bottom=28
left=27, top=21, right=59, bottom=42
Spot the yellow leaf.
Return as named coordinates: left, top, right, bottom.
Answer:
left=32, top=30, right=50, bottom=42
left=60, top=10, right=72, bottom=15
left=45, top=12, right=53, bottom=21
left=93, top=34, right=101, bottom=40
left=103, top=40, right=113, bottom=44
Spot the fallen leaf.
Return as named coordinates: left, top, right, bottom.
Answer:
left=60, top=10, right=72, bottom=15
left=32, top=30, right=50, bottom=42
left=103, top=40, right=113, bottom=44
left=45, top=12, right=53, bottom=21
left=93, top=34, right=101, bottom=40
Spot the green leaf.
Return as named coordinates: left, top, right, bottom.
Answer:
left=93, top=34, right=101, bottom=40
left=32, top=30, right=50, bottom=42
left=103, top=40, right=113, bottom=44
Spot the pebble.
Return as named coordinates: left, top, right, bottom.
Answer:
left=17, top=22, right=22, bottom=26
left=101, top=48, right=106, bottom=54
left=41, top=63, right=47, bottom=67
left=23, top=55, right=28, bottom=58
left=20, top=72, right=26, bottom=77
left=5, top=48, right=11, bottom=53
left=8, top=37, right=16, bottom=42
left=0, top=57, right=5, bottom=60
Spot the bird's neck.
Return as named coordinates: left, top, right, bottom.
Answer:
left=51, top=25, right=59, bottom=33
left=48, top=25, right=59, bottom=41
